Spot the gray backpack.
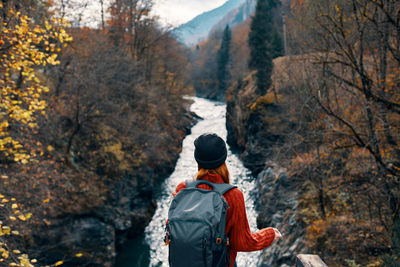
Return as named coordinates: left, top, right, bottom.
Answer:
left=166, top=180, right=236, bottom=267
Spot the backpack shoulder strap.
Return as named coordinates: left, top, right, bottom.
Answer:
left=186, top=179, right=214, bottom=189
left=185, top=179, right=198, bottom=189
left=212, top=183, right=237, bottom=195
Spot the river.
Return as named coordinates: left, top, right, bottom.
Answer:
left=116, top=97, right=262, bottom=267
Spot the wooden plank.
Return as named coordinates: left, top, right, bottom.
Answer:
left=296, top=254, right=328, bottom=267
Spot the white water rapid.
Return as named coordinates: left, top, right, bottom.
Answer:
left=144, top=97, right=262, bottom=267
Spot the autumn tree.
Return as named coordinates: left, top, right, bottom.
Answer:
left=232, top=0, right=399, bottom=264
left=189, top=30, right=223, bottom=99
left=283, top=0, right=400, bottom=264
left=248, top=0, right=283, bottom=95
left=189, top=22, right=252, bottom=100
left=0, top=2, right=71, bottom=163
left=109, top=0, right=153, bottom=59
left=216, top=25, right=231, bottom=98
left=307, top=0, right=399, bottom=208
left=0, top=0, right=196, bottom=265
left=230, top=20, right=251, bottom=83
left=0, top=1, right=72, bottom=266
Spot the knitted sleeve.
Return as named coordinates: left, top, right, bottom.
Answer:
left=226, top=189, right=275, bottom=252
left=172, top=181, right=186, bottom=197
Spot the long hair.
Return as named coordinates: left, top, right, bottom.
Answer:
left=196, top=162, right=230, bottom=184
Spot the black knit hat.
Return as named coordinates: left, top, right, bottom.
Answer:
left=194, top=133, right=227, bottom=169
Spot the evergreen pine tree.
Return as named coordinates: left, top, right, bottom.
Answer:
left=216, top=25, right=232, bottom=99
left=248, top=0, right=283, bottom=95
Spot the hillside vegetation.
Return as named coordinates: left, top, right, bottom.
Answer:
left=223, top=0, right=400, bottom=266
left=0, top=0, right=194, bottom=266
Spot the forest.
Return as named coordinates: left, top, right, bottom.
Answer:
left=189, top=0, right=399, bottom=265
left=221, top=0, right=399, bottom=266
left=0, top=0, right=399, bottom=266
left=0, top=0, right=194, bottom=266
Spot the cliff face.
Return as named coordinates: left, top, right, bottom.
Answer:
left=226, top=55, right=313, bottom=173
left=226, top=56, right=307, bottom=266
left=256, top=165, right=306, bottom=267
left=226, top=71, right=289, bottom=175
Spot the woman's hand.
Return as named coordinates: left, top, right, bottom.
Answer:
left=272, top=228, right=282, bottom=241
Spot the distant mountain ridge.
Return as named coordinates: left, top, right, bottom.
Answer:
left=209, top=0, right=256, bottom=35
left=173, top=0, right=246, bottom=46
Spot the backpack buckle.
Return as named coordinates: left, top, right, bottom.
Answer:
left=216, top=238, right=222, bottom=245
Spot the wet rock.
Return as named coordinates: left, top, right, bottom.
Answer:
left=296, top=254, right=328, bottom=267
left=255, top=165, right=306, bottom=267
left=34, top=217, right=115, bottom=267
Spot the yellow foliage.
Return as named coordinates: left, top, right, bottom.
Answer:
left=250, top=92, right=283, bottom=111
left=0, top=187, right=33, bottom=266
left=0, top=226, right=11, bottom=236
left=55, top=260, right=64, bottom=266
left=1, top=249, right=9, bottom=259
left=103, top=141, right=124, bottom=161
left=0, top=7, right=72, bottom=163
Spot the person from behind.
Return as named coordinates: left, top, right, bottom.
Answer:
left=166, top=133, right=282, bottom=267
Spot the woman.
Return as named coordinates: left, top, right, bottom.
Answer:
left=172, top=133, right=282, bottom=267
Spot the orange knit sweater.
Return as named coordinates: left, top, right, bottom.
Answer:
left=172, top=172, right=275, bottom=267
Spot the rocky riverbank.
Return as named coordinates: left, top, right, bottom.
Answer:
left=2, top=98, right=197, bottom=266
left=255, top=165, right=306, bottom=266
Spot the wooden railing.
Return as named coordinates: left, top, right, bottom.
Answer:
left=296, top=254, right=328, bottom=267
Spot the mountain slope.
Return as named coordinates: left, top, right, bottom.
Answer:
left=209, top=0, right=256, bottom=34
left=173, top=0, right=245, bottom=46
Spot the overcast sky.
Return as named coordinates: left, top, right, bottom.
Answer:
left=57, top=0, right=227, bottom=28
left=152, top=0, right=227, bottom=27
